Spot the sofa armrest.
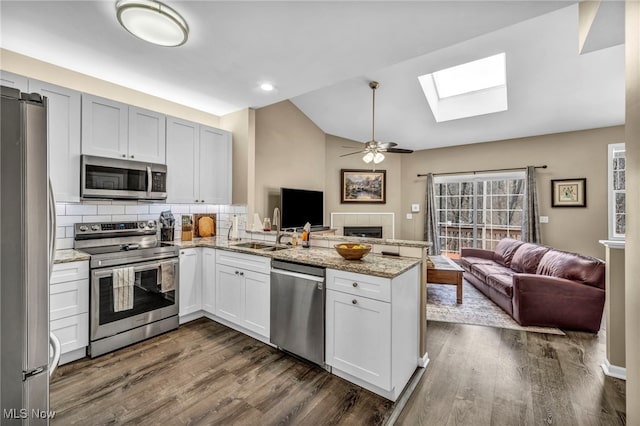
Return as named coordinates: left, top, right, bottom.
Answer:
left=512, top=274, right=605, bottom=332
left=460, top=247, right=494, bottom=260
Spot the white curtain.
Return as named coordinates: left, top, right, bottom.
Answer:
left=423, top=173, right=440, bottom=255
left=522, top=166, right=541, bottom=243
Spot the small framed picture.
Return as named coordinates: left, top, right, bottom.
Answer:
left=551, top=178, right=586, bottom=207
left=341, top=169, right=386, bottom=204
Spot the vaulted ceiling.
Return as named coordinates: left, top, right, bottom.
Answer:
left=0, top=1, right=625, bottom=152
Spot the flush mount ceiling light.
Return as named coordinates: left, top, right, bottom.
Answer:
left=340, top=81, right=413, bottom=165
left=260, top=83, right=275, bottom=92
left=116, top=0, right=189, bottom=47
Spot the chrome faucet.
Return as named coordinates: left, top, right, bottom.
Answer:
left=273, top=207, right=282, bottom=244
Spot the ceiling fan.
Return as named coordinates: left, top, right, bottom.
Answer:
left=340, top=81, right=414, bottom=164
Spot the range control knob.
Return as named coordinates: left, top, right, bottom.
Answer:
left=79, top=225, right=88, bottom=232
left=91, top=224, right=100, bottom=231
left=147, top=220, right=156, bottom=228
left=139, top=222, right=146, bottom=229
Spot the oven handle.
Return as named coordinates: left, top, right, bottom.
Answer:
left=92, top=257, right=178, bottom=279
left=147, top=166, right=152, bottom=194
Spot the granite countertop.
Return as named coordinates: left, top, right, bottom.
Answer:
left=54, top=249, right=91, bottom=264
left=246, top=229, right=431, bottom=248
left=169, top=237, right=421, bottom=278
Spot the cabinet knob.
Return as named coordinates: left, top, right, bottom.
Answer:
left=121, top=154, right=126, bottom=158
left=352, top=299, right=357, bottom=305
left=352, top=282, right=358, bottom=288
left=195, top=200, right=199, bottom=203
left=130, top=155, right=134, bottom=159
left=239, top=272, right=244, bottom=276
left=181, top=251, right=184, bottom=255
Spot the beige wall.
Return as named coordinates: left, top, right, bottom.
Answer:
left=1, top=49, right=220, bottom=127
left=399, top=126, right=624, bottom=258
left=625, top=1, right=639, bottom=422
left=220, top=108, right=255, bottom=208
left=253, top=100, right=325, bottom=226
left=325, top=134, right=403, bottom=238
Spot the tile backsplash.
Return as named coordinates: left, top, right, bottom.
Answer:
left=55, top=201, right=247, bottom=249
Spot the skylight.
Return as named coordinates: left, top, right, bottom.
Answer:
left=419, top=52, right=508, bottom=122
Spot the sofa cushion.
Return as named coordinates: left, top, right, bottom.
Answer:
left=536, top=250, right=605, bottom=289
left=470, top=263, right=513, bottom=282
left=486, top=273, right=514, bottom=297
left=493, top=238, right=526, bottom=268
left=511, top=243, right=551, bottom=273
left=460, top=256, right=495, bottom=271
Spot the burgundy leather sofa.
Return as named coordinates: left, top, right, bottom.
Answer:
left=460, top=238, right=605, bottom=332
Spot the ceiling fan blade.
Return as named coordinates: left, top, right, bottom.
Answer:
left=385, top=148, right=414, bottom=154
left=340, top=150, right=366, bottom=157
left=377, top=142, right=398, bottom=149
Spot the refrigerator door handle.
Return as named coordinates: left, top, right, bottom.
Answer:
left=49, top=332, right=61, bottom=377
left=48, top=179, right=57, bottom=277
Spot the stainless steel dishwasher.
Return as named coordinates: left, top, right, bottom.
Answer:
left=270, top=260, right=326, bottom=366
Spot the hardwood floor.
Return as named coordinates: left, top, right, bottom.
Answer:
left=396, top=321, right=626, bottom=425
left=51, top=319, right=626, bottom=426
left=50, top=319, right=393, bottom=425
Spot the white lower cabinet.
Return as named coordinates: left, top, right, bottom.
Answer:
left=50, top=260, right=89, bottom=364
left=215, top=250, right=270, bottom=339
left=325, top=266, right=420, bottom=401
left=201, top=248, right=216, bottom=314
left=179, top=248, right=202, bottom=321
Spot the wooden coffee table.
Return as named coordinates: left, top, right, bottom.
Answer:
left=427, top=255, right=464, bottom=303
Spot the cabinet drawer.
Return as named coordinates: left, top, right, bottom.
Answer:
left=326, top=269, right=391, bottom=302
left=216, top=249, right=271, bottom=274
left=51, top=313, right=89, bottom=355
left=50, top=279, right=89, bottom=320
left=51, top=261, right=89, bottom=284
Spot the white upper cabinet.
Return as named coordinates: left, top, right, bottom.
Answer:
left=29, top=79, right=82, bottom=202
left=82, top=94, right=128, bottom=159
left=1, top=70, right=28, bottom=92
left=166, top=116, right=232, bottom=204
left=128, top=106, right=166, bottom=164
left=81, top=94, right=166, bottom=164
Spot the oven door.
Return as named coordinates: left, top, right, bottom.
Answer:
left=90, top=257, right=179, bottom=341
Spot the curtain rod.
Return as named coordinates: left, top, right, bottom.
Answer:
left=417, top=165, right=547, bottom=178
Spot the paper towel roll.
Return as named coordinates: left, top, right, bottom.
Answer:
left=252, top=213, right=262, bottom=232
left=232, top=215, right=239, bottom=240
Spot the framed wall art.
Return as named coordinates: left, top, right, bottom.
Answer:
left=341, top=169, right=386, bottom=204
left=551, top=178, right=586, bottom=207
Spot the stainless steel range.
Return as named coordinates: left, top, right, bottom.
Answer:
left=74, top=220, right=179, bottom=358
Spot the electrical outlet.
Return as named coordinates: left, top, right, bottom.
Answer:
left=411, top=203, right=420, bottom=213
left=406, top=213, right=413, bottom=220
left=540, top=216, right=549, bottom=223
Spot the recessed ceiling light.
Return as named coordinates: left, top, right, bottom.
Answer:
left=260, top=83, right=275, bottom=92
left=116, top=0, right=189, bottom=47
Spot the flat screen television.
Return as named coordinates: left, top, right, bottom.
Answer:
left=280, top=188, right=324, bottom=230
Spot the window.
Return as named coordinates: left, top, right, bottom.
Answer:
left=435, top=172, right=525, bottom=258
left=608, top=143, right=625, bottom=239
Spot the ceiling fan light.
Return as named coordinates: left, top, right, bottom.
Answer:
left=116, top=0, right=189, bottom=47
left=362, top=152, right=374, bottom=163
left=373, top=152, right=385, bottom=164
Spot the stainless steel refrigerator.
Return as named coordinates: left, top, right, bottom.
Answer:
left=1, top=86, right=60, bottom=424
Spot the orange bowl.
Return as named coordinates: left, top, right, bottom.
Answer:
left=334, top=243, right=372, bottom=260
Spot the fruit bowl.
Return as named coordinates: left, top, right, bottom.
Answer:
left=334, top=243, right=372, bottom=260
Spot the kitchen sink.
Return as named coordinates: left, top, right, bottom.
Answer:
left=262, top=246, right=290, bottom=252
left=233, top=242, right=274, bottom=249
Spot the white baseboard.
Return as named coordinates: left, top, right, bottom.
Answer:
left=59, top=347, right=87, bottom=366
left=418, top=352, right=430, bottom=368
left=601, top=358, right=626, bottom=380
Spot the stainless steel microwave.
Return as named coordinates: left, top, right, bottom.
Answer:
left=81, top=155, right=167, bottom=200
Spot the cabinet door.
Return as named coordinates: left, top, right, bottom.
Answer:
left=201, top=248, right=216, bottom=314
left=128, top=106, right=166, bottom=164
left=81, top=94, right=128, bottom=159
left=199, top=126, right=232, bottom=204
left=1, top=70, right=28, bottom=91
left=242, top=270, right=269, bottom=338
left=215, top=264, right=243, bottom=324
left=29, top=80, right=81, bottom=202
left=166, top=117, right=199, bottom=203
left=326, top=290, right=391, bottom=390
left=179, top=248, right=201, bottom=317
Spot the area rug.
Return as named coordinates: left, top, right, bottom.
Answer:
left=427, top=280, right=565, bottom=335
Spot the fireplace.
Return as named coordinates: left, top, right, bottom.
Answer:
left=343, top=226, right=383, bottom=239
